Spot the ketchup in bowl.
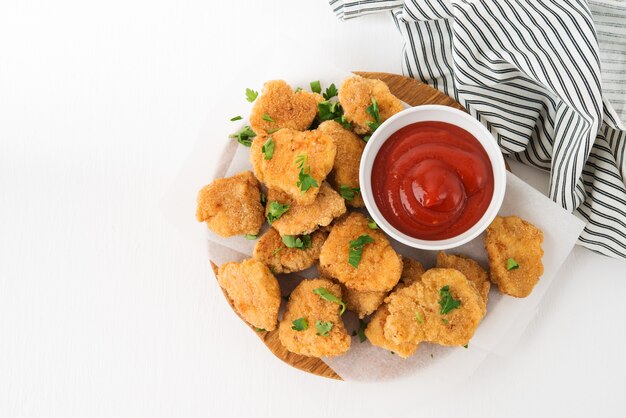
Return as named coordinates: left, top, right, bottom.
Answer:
left=371, top=121, right=494, bottom=240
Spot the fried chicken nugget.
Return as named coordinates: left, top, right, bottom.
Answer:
left=279, top=278, right=351, bottom=357
left=250, top=129, right=336, bottom=205
left=249, top=80, right=323, bottom=135
left=341, top=286, right=387, bottom=319
left=319, top=212, right=402, bottom=292
left=484, top=216, right=544, bottom=298
left=266, top=182, right=346, bottom=236
left=217, top=259, right=281, bottom=331
left=400, top=257, right=426, bottom=287
left=385, top=268, right=485, bottom=347
left=437, top=251, right=490, bottom=307
left=253, top=228, right=326, bottom=274
left=317, top=120, right=365, bottom=207
left=365, top=304, right=419, bottom=358
left=338, top=76, right=404, bottom=135
left=196, top=171, right=264, bottom=237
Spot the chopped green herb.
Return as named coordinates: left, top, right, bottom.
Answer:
left=323, top=83, right=338, bottom=100
left=367, top=219, right=379, bottom=230
left=506, top=258, right=519, bottom=270
left=254, top=327, right=265, bottom=332
left=267, top=128, right=281, bottom=134
left=295, top=154, right=319, bottom=193
left=363, top=135, right=371, bottom=142
left=244, top=234, right=258, bottom=240
left=366, top=97, right=381, bottom=132
left=438, top=285, right=461, bottom=315
left=282, top=234, right=312, bottom=250
left=317, top=100, right=351, bottom=129
left=267, top=201, right=290, bottom=224
left=295, top=87, right=303, bottom=93
left=230, top=115, right=242, bottom=121
left=272, top=247, right=283, bottom=256
left=262, top=136, right=275, bottom=160
left=262, top=114, right=274, bottom=123
left=245, top=88, right=258, bottom=103
left=463, top=344, right=468, bottom=349
left=390, top=351, right=395, bottom=355
left=415, top=311, right=424, bottom=324
left=442, top=318, right=449, bottom=324
left=348, top=234, right=375, bottom=268
left=313, top=287, right=346, bottom=315
left=260, top=192, right=266, bottom=205
left=229, top=125, right=256, bottom=147
left=339, top=185, right=360, bottom=201
left=357, top=319, right=367, bottom=343
left=315, top=320, right=333, bottom=337
left=310, top=80, right=322, bottom=94
left=291, top=317, right=308, bottom=331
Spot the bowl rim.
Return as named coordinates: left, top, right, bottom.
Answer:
left=359, top=104, right=506, bottom=250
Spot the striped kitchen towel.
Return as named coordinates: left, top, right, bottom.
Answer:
left=329, top=0, right=626, bottom=259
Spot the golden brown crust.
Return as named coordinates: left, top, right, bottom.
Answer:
left=250, top=129, right=336, bottom=205
left=217, top=259, right=281, bottom=331
left=484, top=216, right=544, bottom=298
left=319, top=212, right=402, bottom=292
left=365, top=304, right=419, bottom=358
left=338, top=76, right=404, bottom=135
left=196, top=171, right=264, bottom=237
left=278, top=279, right=351, bottom=357
left=341, top=286, right=387, bottom=319
left=436, top=251, right=490, bottom=308
left=317, top=120, right=365, bottom=207
left=253, top=228, right=326, bottom=274
left=400, top=257, right=426, bottom=287
left=249, top=80, right=323, bottom=135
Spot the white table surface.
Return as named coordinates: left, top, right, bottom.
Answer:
left=2, top=1, right=625, bottom=417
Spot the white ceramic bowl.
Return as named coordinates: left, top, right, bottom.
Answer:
left=360, top=105, right=506, bottom=250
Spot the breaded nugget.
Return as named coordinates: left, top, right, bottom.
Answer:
left=484, top=216, right=544, bottom=298
left=196, top=171, right=264, bottom=237
left=338, top=76, right=404, bottom=135
left=317, top=120, right=365, bottom=207
left=437, top=251, right=490, bottom=307
left=341, top=286, right=387, bottom=319
left=267, top=182, right=346, bottom=236
left=365, top=304, right=419, bottom=358
left=400, top=257, right=426, bottom=287
left=279, top=278, right=351, bottom=357
left=217, top=259, right=281, bottom=331
left=385, top=268, right=485, bottom=347
left=319, top=212, right=402, bottom=292
left=250, top=129, right=336, bottom=205
left=253, top=228, right=326, bottom=274
left=249, top=80, right=323, bottom=135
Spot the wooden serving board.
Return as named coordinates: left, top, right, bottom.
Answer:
left=211, top=72, right=466, bottom=381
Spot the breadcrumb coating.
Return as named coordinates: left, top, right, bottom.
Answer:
left=365, top=304, right=419, bottom=358
left=342, top=286, right=387, bottom=319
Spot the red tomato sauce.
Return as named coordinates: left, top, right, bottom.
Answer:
left=371, top=121, right=494, bottom=240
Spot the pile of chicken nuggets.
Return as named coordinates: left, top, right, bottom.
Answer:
left=196, top=76, right=545, bottom=359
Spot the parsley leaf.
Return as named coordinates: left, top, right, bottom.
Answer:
left=367, top=219, right=379, bottom=230
left=463, top=344, right=469, bottom=349
left=366, top=97, right=381, bottom=132
left=357, top=319, right=367, bottom=343
left=229, top=125, right=256, bottom=147
left=295, top=154, right=319, bottom=193
left=245, top=88, right=258, bottom=103
left=262, top=114, right=274, bottom=122
left=339, top=185, right=360, bottom=201
left=230, top=115, right=242, bottom=121
left=363, top=135, right=371, bottom=142
left=313, top=287, right=347, bottom=314
left=438, top=285, right=461, bottom=315
left=310, top=80, right=322, bottom=94
left=315, top=320, right=333, bottom=337
left=317, top=100, right=351, bottom=129
left=291, top=317, right=308, bottom=331
left=254, top=327, right=265, bottom=332
left=506, top=258, right=519, bottom=270
left=244, top=234, right=258, bottom=240
left=323, top=83, right=338, bottom=100
left=262, top=136, right=274, bottom=160
left=348, top=234, right=375, bottom=268
left=415, top=311, right=424, bottom=324
left=267, top=128, right=281, bottom=134
left=294, top=87, right=302, bottom=93
left=272, top=247, right=283, bottom=256
left=266, top=201, right=290, bottom=224
left=282, top=234, right=312, bottom=250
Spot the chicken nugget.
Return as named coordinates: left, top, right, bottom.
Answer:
left=319, top=212, right=402, bottom=292
left=341, top=286, right=387, bottom=319
left=250, top=129, right=336, bottom=205
left=279, top=278, right=351, bottom=357
left=338, top=76, right=404, bottom=135
left=317, top=120, right=365, bottom=207
left=365, top=304, right=419, bottom=358
left=400, top=257, right=426, bottom=287
left=249, top=80, right=323, bottom=135
left=385, top=268, right=485, bottom=347
left=437, top=251, right=490, bottom=307
left=253, top=228, right=326, bottom=274
left=484, top=215, right=544, bottom=298
left=266, top=182, right=346, bottom=236
left=217, top=259, right=281, bottom=331
left=196, top=171, right=264, bottom=237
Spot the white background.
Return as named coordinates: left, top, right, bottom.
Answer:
left=2, top=1, right=625, bottom=417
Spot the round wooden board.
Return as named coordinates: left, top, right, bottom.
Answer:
left=211, top=72, right=466, bottom=381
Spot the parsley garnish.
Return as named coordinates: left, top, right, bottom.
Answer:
left=230, top=115, right=242, bottom=121
left=260, top=192, right=266, bottom=205
left=357, top=319, right=367, bottom=343
left=415, top=311, right=424, bottom=324
left=262, top=136, right=274, bottom=160
left=323, top=83, right=338, bottom=100
left=363, top=135, right=371, bottom=142
left=267, top=128, right=281, bottom=134
left=506, top=258, right=519, bottom=270
left=366, top=97, right=381, bottom=132
left=442, top=318, right=449, bottom=324
left=438, top=286, right=461, bottom=315
left=245, top=88, right=258, bottom=102
left=262, top=114, right=274, bottom=123
left=282, top=234, right=312, bottom=250
left=367, top=219, right=378, bottom=230
left=339, top=185, right=360, bottom=201
left=294, top=87, right=302, bottom=93
left=317, top=101, right=351, bottom=129
left=315, top=320, right=333, bottom=337
left=272, top=247, right=283, bottom=256
left=313, top=287, right=347, bottom=314
left=348, top=234, right=375, bottom=268
left=291, top=317, right=308, bottom=331
left=229, top=125, right=256, bottom=147
left=244, top=234, right=257, bottom=240
left=254, top=327, right=265, bottom=332
left=463, top=344, right=468, bottom=349
left=310, top=80, right=322, bottom=94
left=266, top=201, right=290, bottom=224
left=295, top=154, right=319, bottom=193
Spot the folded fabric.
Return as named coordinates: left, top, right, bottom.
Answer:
left=329, top=0, right=626, bottom=259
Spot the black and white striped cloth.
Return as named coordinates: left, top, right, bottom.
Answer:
left=329, top=0, right=626, bottom=259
